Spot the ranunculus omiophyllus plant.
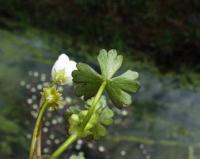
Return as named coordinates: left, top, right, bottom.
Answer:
left=28, top=50, right=140, bottom=159
left=51, top=53, right=77, bottom=85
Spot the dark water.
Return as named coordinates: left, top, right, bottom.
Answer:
left=0, top=29, right=199, bottom=159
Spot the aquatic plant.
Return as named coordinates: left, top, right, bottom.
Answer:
left=28, top=49, right=140, bottom=159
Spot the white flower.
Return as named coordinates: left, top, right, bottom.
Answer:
left=51, top=53, right=77, bottom=85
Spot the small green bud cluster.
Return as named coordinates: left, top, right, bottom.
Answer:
left=67, top=97, right=114, bottom=139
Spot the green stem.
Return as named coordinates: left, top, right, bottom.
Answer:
left=51, top=81, right=107, bottom=158
left=29, top=101, right=49, bottom=159
left=51, top=134, right=78, bottom=158
left=81, top=80, right=107, bottom=131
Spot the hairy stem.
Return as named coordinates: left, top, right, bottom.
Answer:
left=29, top=101, right=48, bottom=159
left=51, top=81, right=107, bottom=158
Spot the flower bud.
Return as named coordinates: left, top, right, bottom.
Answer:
left=51, top=54, right=77, bottom=85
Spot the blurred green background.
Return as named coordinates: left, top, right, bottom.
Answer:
left=0, top=1, right=200, bottom=159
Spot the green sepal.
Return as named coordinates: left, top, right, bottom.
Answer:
left=72, top=63, right=102, bottom=100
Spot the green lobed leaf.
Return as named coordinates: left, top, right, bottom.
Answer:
left=106, top=70, right=140, bottom=108
left=111, top=70, right=140, bottom=93
left=97, top=49, right=123, bottom=79
left=106, top=80, right=132, bottom=108
left=72, top=63, right=102, bottom=100
left=72, top=49, right=140, bottom=108
left=97, top=50, right=140, bottom=108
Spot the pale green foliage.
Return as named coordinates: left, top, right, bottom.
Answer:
left=72, top=49, right=140, bottom=108
left=67, top=97, right=114, bottom=139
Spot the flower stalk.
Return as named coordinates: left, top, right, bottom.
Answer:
left=29, top=101, right=49, bottom=159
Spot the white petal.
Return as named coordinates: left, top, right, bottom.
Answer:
left=58, top=54, right=69, bottom=63
left=51, top=53, right=77, bottom=85
left=65, top=60, right=77, bottom=85
left=51, top=54, right=69, bottom=74
left=66, top=60, right=77, bottom=76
